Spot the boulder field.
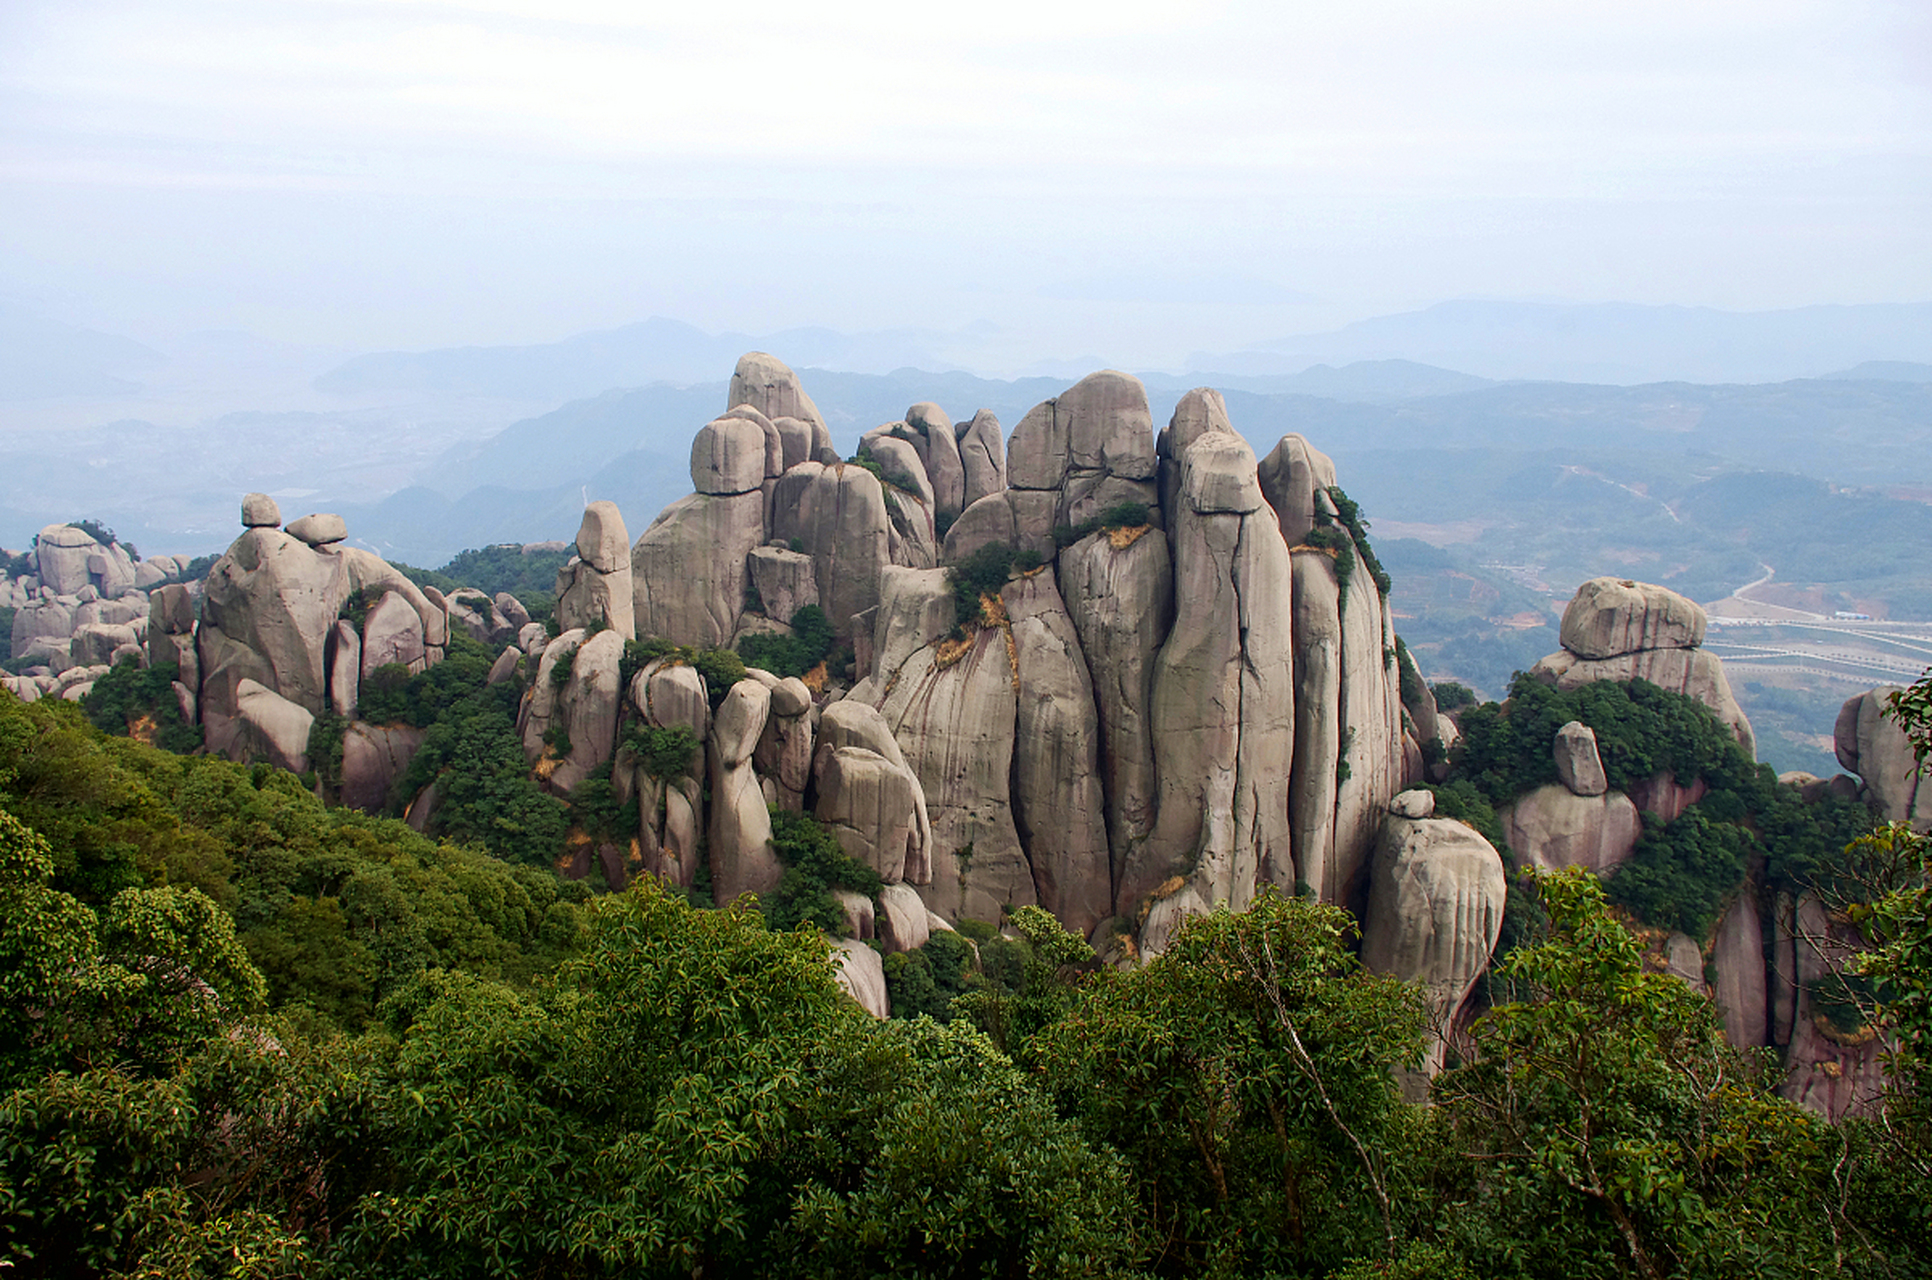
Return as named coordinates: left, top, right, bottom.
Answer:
left=16, top=352, right=1922, bottom=1111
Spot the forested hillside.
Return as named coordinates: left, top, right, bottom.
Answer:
left=2, top=685, right=1929, bottom=1278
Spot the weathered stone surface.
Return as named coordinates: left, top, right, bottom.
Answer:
left=876, top=883, right=932, bottom=953
left=1664, top=932, right=1706, bottom=992
left=769, top=675, right=811, bottom=717
left=71, top=623, right=138, bottom=668
left=713, top=677, right=770, bottom=766
left=1560, top=577, right=1707, bottom=660
left=773, top=415, right=817, bottom=471
left=444, top=591, right=495, bottom=645
left=1834, top=687, right=1930, bottom=826
left=862, top=432, right=935, bottom=508
left=956, top=409, right=1006, bottom=511
left=635, top=659, right=711, bottom=741
left=729, top=352, right=828, bottom=434
left=241, top=493, right=282, bottom=528
left=486, top=644, right=521, bottom=686
left=905, top=402, right=966, bottom=520
left=1004, top=569, right=1112, bottom=935
left=1287, top=549, right=1342, bottom=901
left=690, top=417, right=768, bottom=496
left=709, top=679, right=781, bottom=905
left=1500, top=784, right=1643, bottom=874
left=832, top=936, right=889, bottom=1018
left=495, top=593, right=531, bottom=631
left=833, top=890, right=875, bottom=941
left=569, top=499, right=627, bottom=572
left=1530, top=646, right=1754, bottom=756
left=198, top=528, right=349, bottom=725
left=862, top=606, right=1021, bottom=922
left=1060, top=524, right=1173, bottom=898
left=285, top=513, right=347, bottom=546
left=556, top=511, right=637, bottom=642
left=546, top=629, right=624, bottom=795
left=769, top=462, right=891, bottom=639
left=753, top=684, right=814, bottom=811
left=1389, top=788, right=1435, bottom=819
left=12, top=597, right=73, bottom=659
left=230, top=679, right=313, bottom=773
left=632, top=491, right=765, bottom=647
left=1627, top=771, right=1708, bottom=823
left=1008, top=370, right=1156, bottom=491
left=1779, top=895, right=1888, bottom=1120
left=361, top=590, right=427, bottom=677
left=1139, top=883, right=1210, bottom=959
left=1331, top=558, right=1409, bottom=919
left=35, top=525, right=99, bottom=600
left=519, top=621, right=549, bottom=653
left=134, top=559, right=169, bottom=589
left=722, top=403, right=785, bottom=479
left=747, top=546, right=818, bottom=622
left=1257, top=434, right=1339, bottom=548
left=341, top=722, right=425, bottom=812
left=1554, top=720, right=1608, bottom=796
left=816, top=746, right=921, bottom=883
left=517, top=628, right=582, bottom=765
left=1362, top=812, right=1506, bottom=1072
left=1155, top=388, right=1234, bottom=518
left=1138, top=429, right=1296, bottom=917
left=147, top=587, right=199, bottom=691
left=883, top=487, right=939, bottom=571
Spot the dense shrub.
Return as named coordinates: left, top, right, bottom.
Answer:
left=759, top=808, right=884, bottom=933
left=82, top=659, right=203, bottom=754
left=1445, top=673, right=1873, bottom=936
left=883, top=927, right=978, bottom=1022
left=737, top=604, right=835, bottom=678
left=624, top=723, right=701, bottom=779
left=1052, top=500, right=1151, bottom=548
left=948, top=541, right=1017, bottom=638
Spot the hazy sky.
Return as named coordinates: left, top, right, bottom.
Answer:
left=2, top=0, right=1928, bottom=366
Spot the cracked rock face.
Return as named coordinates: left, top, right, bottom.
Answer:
left=1139, top=428, right=1296, bottom=917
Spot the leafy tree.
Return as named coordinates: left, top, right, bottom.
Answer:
left=952, top=905, right=1094, bottom=1060
left=883, top=927, right=977, bottom=1022
left=1435, top=868, right=1871, bottom=1279
left=1034, top=892, right=1425, bottom=1276
left=0, top=805, right=264, bottom=1084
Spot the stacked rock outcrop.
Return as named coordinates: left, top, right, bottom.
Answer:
left=195, top=494, right=449, bottom=766
left=3, top=524, right=197, bottom=703
left=611, top=357, right=1439, bottom=955
left=1530, top=577, right=1754, bottom=755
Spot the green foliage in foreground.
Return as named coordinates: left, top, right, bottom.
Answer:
left=1435, top=868, right=1914, bottom=1279
left=0, top=693, right=585, bottom=1035
left=3, top=682, right=1930, bottom=1278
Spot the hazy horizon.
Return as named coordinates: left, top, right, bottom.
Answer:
left=4, top=0, right=1928, bottom=370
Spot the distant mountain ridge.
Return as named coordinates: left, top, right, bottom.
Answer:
left=1191, top=300, right=1932, bottom=385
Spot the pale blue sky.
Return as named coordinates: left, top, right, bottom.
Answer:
left=2, top=0, right=1927, bottom=367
